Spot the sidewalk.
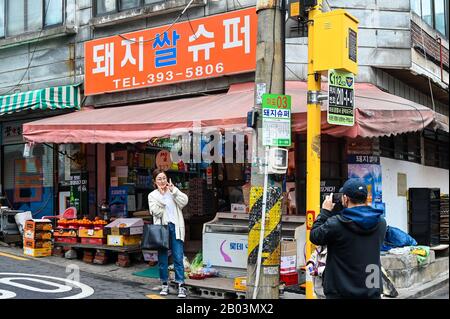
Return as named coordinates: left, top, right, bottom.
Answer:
left=1, top=245, right=447, bottom=299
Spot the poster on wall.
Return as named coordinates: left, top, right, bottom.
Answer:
left=109, top=186, right=128, bottom=218
left=69, top=173, right=89, bottom=216
left=348, top=155, right=383, bottom=213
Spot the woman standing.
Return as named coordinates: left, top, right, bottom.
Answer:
left=148, top=169, right=189, bottom=298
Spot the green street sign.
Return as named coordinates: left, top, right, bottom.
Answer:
left=262, top=94, right=292, bottom=147
left=327, top=69, right=355, bottom=126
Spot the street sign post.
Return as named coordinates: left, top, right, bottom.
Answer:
left=327, top=69, right=355, bottom=126
left=261, top=94, right=292, bottom=147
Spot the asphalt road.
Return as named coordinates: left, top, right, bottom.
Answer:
left=0, top=252, right=159, bottom=299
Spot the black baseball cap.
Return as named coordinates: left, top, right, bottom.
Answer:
left=339, top=178, right=368, bottom=201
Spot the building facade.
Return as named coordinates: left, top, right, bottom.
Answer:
left=0, top=0, right=448, bottom=237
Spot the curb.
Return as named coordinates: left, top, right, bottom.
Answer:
left=405, top=275, right=449, bottom=299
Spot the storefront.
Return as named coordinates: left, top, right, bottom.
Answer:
left=0, top=85, right=81, bottom=219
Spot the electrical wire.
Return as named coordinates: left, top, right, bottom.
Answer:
left=269, top=0, right=278, bottom=93
left=419, top=25, right=437, bottom=112
left=118, top=0, right=195, bottom=45
left=0, top=0, right=53, bottom=96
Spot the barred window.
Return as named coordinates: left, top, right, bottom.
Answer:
left=424, top=129, right=449, bottom=169
left=380, top=132, right=421, bottom=163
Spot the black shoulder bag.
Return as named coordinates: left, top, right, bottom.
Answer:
left=141, top=219, right=169, bottom=250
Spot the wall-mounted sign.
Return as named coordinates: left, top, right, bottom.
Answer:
left=327, top=69, right=355, bottom=126
left=84, top=7, right=257, bottom=96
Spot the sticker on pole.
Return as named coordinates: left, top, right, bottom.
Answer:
left=262, top=94, right=292, bottom=147
left=327, top=69, right=355, bottom=126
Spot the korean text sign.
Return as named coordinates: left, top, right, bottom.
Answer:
left=84, top=8, right=257, bottom=96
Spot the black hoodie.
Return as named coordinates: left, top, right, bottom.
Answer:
left=310, top=206, right=387, bottom=299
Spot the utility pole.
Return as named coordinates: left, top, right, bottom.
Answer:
left=247, top=0, right=285, bottom=299
left=305, top=0, right=323, bottom=300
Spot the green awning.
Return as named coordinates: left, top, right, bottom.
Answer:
left=0, top=85, right=81, bottom=116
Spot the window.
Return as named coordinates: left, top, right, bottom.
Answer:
left=422, top=0, right=433, bottom=26
left=411, top=0, right=449, bottom=38
left=423, top=129, right=449, bottom=169
left=0, top=0, right=4, bottom=37
left=435, top=0, right=447, bottom=36
left=411, top=0, right=422, bottom=16
left=1, top=0, right=63, bottom=37
left=44, top=0, right=63, bottom=27
left=95, top=0, right=166, bottom=16
left=380, top=132, right=421, bottom=163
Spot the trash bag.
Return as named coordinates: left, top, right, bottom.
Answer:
left=382, top=226, right=417, bottom=251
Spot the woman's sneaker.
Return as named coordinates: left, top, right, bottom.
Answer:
left=178, top=284, right=187, bottom=298
left=160, top=283, right=169, bottom=296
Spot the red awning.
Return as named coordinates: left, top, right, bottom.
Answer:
left=23, top=81, right=447, bottom=144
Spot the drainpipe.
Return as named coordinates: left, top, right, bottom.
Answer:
left=436, top=36, right=444, bottom=83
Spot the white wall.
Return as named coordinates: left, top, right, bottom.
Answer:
left=381, top=157, right=449, bottom=232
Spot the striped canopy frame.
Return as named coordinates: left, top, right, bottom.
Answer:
left=0, top=85, right=81, bottom=116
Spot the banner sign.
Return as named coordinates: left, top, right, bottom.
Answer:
left=84, top=8, right=257, bottom=96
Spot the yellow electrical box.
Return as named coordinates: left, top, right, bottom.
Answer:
left=313, top=10, right=359, bottom=74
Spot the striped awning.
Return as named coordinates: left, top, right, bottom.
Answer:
left=0, top=85, right=81, bottom=116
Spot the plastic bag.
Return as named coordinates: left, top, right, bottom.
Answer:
left=382, top=226, right=417, bottom=251
left=190, top=252, right=203, bottom=274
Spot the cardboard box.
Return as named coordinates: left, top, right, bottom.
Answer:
left=105, top=218, right=144, bottom=236
left=80, top=237, right=106, bottom=245
left=78, top=228, right=105, bottom=238
left=234, top=276, right=247, bottom=291
left=53, top=228, right=78, bottom=237
left=23, top=247, right=52, bottom=257
left=25, top=219, right=52, bottom=231
left=23, top=239, right=52, bottom=249
left=107, top=235, right=141, bottom=246
left=54, top=237, right=78, bottom=244
left=281, top=239, right=297, bottom=275
left=24, top=230, right=52, bottom=240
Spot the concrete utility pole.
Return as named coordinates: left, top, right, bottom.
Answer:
left=305, top=0, right=323, bottom=300
left=247, top=0, right=285, bottom=299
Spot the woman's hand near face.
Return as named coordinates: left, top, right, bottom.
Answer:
left=168, top=178, right=175, bottom=192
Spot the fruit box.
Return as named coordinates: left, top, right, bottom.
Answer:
left=107, top=235, right=141, bottom=246
left=24, top=230, right=52, bottom=240
left=25, top=219, right=52, bottom=231
left=23, top=238, right=52, bottom=249
left=53, top=228, right=78, bottom=237
left=23, top=247, right=52, bottom=257
left=54, top=237, right=78, bottom=244
left=105, top=218, right=144, bottom=236
left=78, top=228, right=105, bottom=238
left=80, top=237, right=106, bottom=245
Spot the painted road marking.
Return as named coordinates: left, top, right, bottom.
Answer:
left=0, top=252, right=28, bottom=261
left=146, top=294, right=166, bottom=299
left=0, top=273, right=95, bottom=299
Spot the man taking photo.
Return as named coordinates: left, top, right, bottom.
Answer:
left=310, top=178, right=387, bottom=299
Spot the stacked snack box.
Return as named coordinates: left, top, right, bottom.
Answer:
left=23, top=219, right=53, bottom=257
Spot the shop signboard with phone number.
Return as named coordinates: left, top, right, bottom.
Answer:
left=84, top=8, right=257, bottom=96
